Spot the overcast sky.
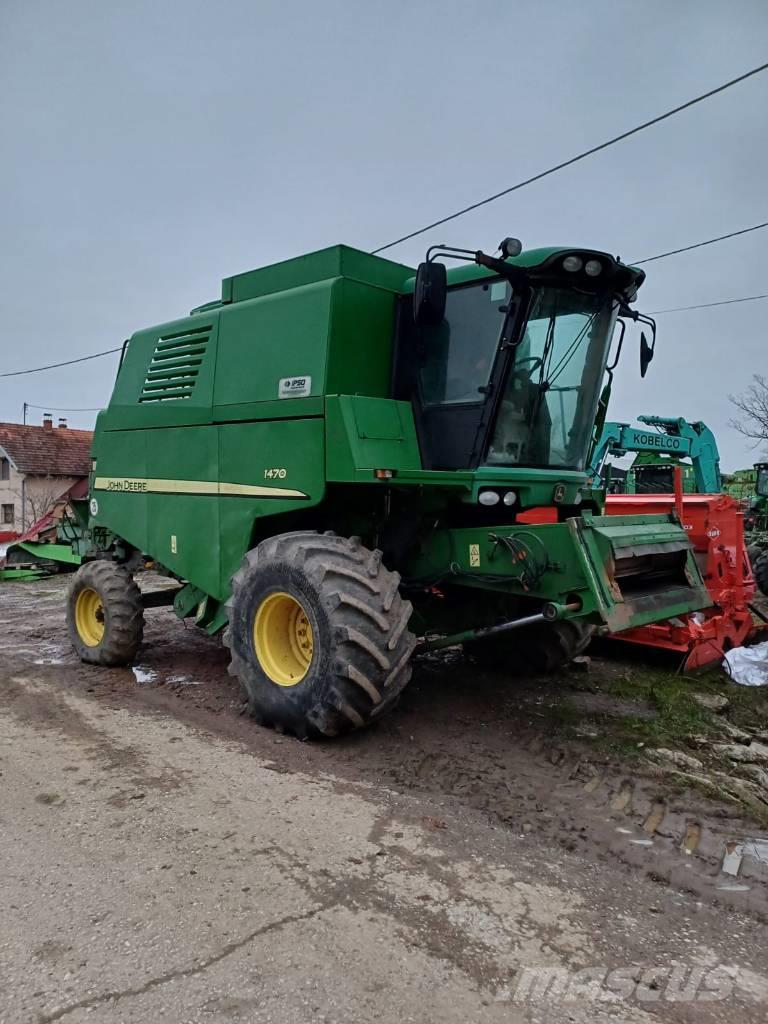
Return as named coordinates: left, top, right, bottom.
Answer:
left=1, top=0, right=767, bottom=470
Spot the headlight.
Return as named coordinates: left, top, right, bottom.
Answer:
left=563, top=256, right=583, bottom=272
left=478, top=490, right=500, bottom=506
left=573, top=490, right=582, bottom=505
left=584, top=260, right=602, bottom=277
left=503, top=491, right=517, bottom=506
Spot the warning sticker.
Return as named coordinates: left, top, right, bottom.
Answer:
left=469, top=543, right=480, bottom=567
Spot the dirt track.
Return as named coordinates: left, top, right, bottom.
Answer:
left=3, top=574, right=768, bottom=1021
left=6, top=575, right=768, bottom=910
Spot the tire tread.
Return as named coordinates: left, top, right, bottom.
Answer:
left=227, top=531, right=414, bottom=737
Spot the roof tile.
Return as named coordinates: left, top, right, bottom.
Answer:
left=0, top=422, right=93, bottom=477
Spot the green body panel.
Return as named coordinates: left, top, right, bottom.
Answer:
left=325, top=396, right=422, bottom=481
left=221, top=246, right=412, bottom=305
left=401, top=513, right=709, bottom=632
left=724, top=467, right=757, bottom=503
left=214, top=282, right=332, bottom=407
left=104, top=313, right=219, bottom=431
left=13, top=541, right=81, bottom=567
left=92, top=418, right=325, bottom=600
left=625, top=454, right=697, bottom=494
left=0, top=567, right=48, bottom=581
left=85, top=242, right=709, bottom=639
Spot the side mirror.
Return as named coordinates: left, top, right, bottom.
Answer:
left=640, top=331, right=654, bottom=378
left=413, top=261, right=447, bottom=326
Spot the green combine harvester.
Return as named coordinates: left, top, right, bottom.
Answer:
left=721, top=462, right=768, bottom=593
left=67, top=240, right=710, bottom=737
left=744, top=462, right=768, bottom=534
left=723, top=466, right=757, bottom=503
left=742, top=462, right=768, bottom=595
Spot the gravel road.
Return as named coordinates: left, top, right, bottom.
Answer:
left=2, top=576, right=768, bottom=1023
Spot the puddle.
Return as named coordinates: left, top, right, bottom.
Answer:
left=168, top=675, right=203, bottom=687
left=744, top=838, right=768, bottom=865
left=133, top=667, right=158, bottom=684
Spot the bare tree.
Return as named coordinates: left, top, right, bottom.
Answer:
left=10, top=476, right=70, bottom=531
left=729, top=375, right=768, bottom=451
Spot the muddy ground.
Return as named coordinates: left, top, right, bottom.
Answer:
left=5, top=575, right=768, bottom=1020
left=3, top=573, right=768, bottom=921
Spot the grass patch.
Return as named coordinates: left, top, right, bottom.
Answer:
left=511, top=655, right=768, bottom=823
left=534, top=661, right=767, bottom=764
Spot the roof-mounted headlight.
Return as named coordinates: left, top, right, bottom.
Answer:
left=562, top=256, right=583, bottom=272
left=584, top=259, right=602, bottom=277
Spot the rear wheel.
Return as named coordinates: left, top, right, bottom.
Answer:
left=66, top=560, right=144, bottom=666
left=226, top=531, right=416, bottom=738
left=754, top=553, right=768, bottom=598
left=465, top=618, right=594, bottom=673
left=747, top=543, right=762, bottom=567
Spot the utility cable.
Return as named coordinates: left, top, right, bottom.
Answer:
left=0, top=346, right=121, bottom=378
left=632, top=220, right=768, bottom=264
left=652, top=293, right=768, bottom=314
left=371, top=61, right=768, bottom=254
left=23, top=402, right=102, bottom=412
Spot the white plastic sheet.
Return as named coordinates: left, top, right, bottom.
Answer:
left=723, top=640, right=768, bottom=686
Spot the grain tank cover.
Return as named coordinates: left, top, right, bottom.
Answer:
left=221, top=245, right=413, bottom=304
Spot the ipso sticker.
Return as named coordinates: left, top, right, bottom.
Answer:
left=278, top=376, right=312, bottom=399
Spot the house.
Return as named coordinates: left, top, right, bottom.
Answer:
left=0, top=415, right=93, bottom=540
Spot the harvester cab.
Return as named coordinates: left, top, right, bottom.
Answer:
left=742, top=463, right=768, bottom=535
left=67, top=239, right=711, bottom=737
left=744, top=463, right=768, bottom=591
left=756, top=464, right=768, bottom=497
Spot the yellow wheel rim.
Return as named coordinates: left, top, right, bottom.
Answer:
left=253, top=591, right=314, bottom=687
left=75, top=587, right=105, bottom=647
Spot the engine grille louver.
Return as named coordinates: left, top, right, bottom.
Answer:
left=139, top=325, right=212, bottom=402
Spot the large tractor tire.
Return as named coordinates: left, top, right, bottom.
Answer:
left=747, top=543, right=763, bottom=568
left=465, top=618, right=594, bottom=674
left=754, top=553, right=768, bottom=598
left=66, top=560, right=144, bottom=666
left=226, top=531, right=416, bottom=738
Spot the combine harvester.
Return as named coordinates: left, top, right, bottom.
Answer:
left=64, top=239, right=714, bottom=737
left=742, top=462, right=768, bottom=593
left=590, top=415, right=758, bottom=669
left=721, top=462, right=768, bottom=594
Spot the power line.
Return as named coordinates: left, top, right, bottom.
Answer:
left=653, top=293, right=768, bottom=314
left=0, top=346, right=121, bottom=378
left=632, top=220, right=768, bottom=264
left=371, top=61, right=768, bottom=254
left=24, top=402, right=102, bottom=412
left=5, top=222, right=768, bottom=385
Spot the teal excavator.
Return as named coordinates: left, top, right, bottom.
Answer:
left=589, top=415, right=721, bottom=494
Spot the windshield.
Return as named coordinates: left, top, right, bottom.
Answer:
left=757, top=467, right=768, bottom=496
left=486, top=288, right=616, bottom=470
left=418, top=279, right=510, bottom=404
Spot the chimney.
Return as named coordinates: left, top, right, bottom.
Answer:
left=43, top=413, right=53, bottom=431
left=58, top=417, right=67, bottom=429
